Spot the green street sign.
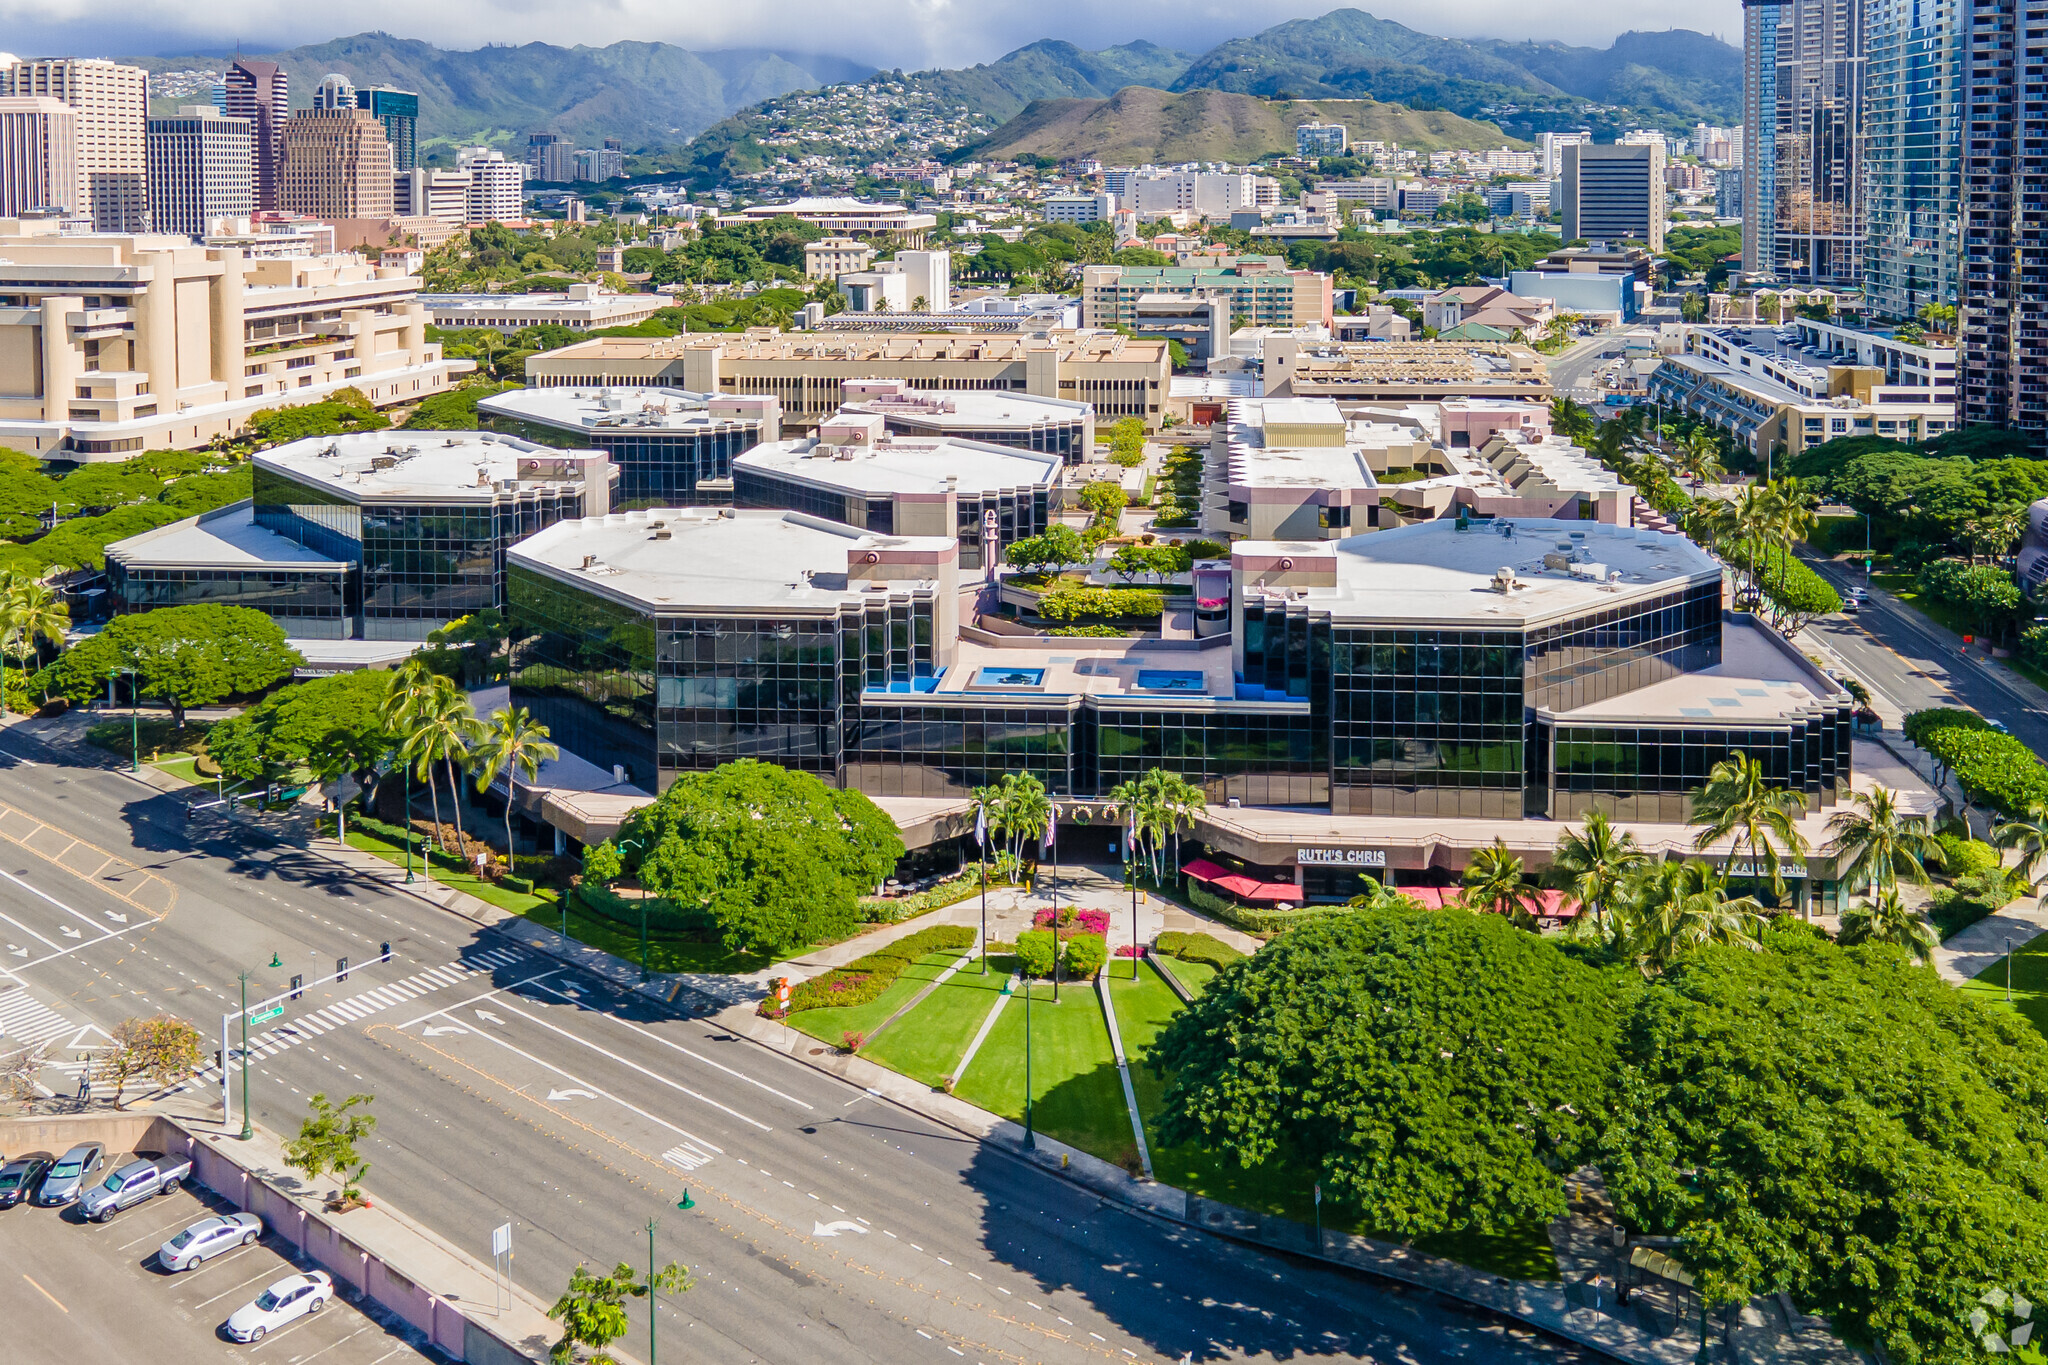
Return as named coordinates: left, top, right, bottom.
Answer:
left=246, top=1005, right=283, bottom=1024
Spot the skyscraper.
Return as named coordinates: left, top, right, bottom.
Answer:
left=224, top=59, right=288, bottom=211
left=1863, top=0, right=1961, bottom=318
left=527, top=132, right=573, bottom=183
left=279, top=109, right=394, bottom=221
left=6, top=57, right=149, bottom=231
left=1559, top=142, right=1666, bottom=252
left=0, top=96, right=80, bottom=218
left=1956, top=0, right=2048, bottom=438
left=356, top=88, right=420, bottom=173
left=311, top=73, right=357, bottom=110
left=147, top=106, right=254, bottom=239
left=457, top=145, right=525, bottom=223
left=1741, top=0, right=1866, bottom=286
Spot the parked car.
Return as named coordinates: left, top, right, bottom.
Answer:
left=36, top=1142, right=104, bottom=1206
left=79, top=1153, right=192, bottom=1222
left=159, top=1212, right=262, bottom=1271
left=225, top=1271, right=333, bottom=1342
left=0, top=1152, right=53, bottom=1209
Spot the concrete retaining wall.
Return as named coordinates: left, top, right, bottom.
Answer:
left=0, top=1110, right=183, bottom=1157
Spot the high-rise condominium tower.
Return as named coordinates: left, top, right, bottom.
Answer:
left=1863, top=0, right=1961, bottom=318
left=6, top=57, right=149, bottom=231
left=224, top=59, right=288, bottom=211
left=1742, top=0, right=1866, bottom=286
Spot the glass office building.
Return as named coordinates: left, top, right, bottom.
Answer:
left=477, top=387, right=779, bottom=507
left=104, top=501, right=354, bottom=638
left=836, top=381, right=1095, bottom=466
left=1863, top=0, right=1960, bottom=318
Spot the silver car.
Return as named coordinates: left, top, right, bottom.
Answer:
left=35, top=1142, right=104, bottom=1207
left=159, top=1212, right=262, bottom=1271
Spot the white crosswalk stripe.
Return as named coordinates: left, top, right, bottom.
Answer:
left=164, top=947, right=544, bottom=1093
left=0, top=986, right=83, bottom=1052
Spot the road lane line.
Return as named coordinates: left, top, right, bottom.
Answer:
left=0, top=864, right=121, bottom=932
left=22, top=1274, right=66, bottom=1312
left=394, top=971, right=559, bottom=1030
left=16, top=919, right=151, bottom=969
left=530, top=979, right=815, bottom=1109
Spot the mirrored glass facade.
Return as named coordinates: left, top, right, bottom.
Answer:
left=104, top=562, right=352, bottom=638
left=482, top=413, right=762, bottom=507
left=1544, top=708, right=1852, bottom=823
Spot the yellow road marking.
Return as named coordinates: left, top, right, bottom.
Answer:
left=23, top=1274, right=68, bottom=1313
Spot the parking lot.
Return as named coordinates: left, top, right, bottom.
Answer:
left=0, top=1164, right=439, bottom=1365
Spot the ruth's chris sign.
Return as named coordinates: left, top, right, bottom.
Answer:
left=1296, top=847, right=1387, bottom=867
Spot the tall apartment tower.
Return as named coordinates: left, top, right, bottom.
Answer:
left=356, top=88, right=420, bottom=172
left=146, top=106, right=254, bottom=239
left=1863, top=0, right=1962, bottom=318
left=279, top=109, right=395, bottom=221
left=6, top=57, right=149, bottom=231
left=456, top=145, right=525, bottom=222
left=0, top=96, right=81, bottom=218
left=1956, top=0, right=2048, bottom=438
left=224, top=59, right=288, bottom=211
left=1559, top=142, right=1666, bottom=252
left=1741, top=0, right=1866, bottom=286
left=527, top=132, right=573, bottom=183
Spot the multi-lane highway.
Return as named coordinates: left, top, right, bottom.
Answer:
left=0, top=716, right=1588, bottom=1365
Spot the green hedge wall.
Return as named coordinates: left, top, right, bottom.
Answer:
left=766, top=924, right=975, bottom=1016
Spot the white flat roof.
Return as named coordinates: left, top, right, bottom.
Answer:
left=508, top=507, right=952, bottom=613
left=843, top=388, right=1092, bottom=424
left=1242, top=518, right=1720, bottom=624
left=736, top=435, right=1062, bottom=496
left=478, top=385, right=760, bottom=433
left=254, top=430, right=600, bottom=501
left=105, top=502, right=347, bottom=571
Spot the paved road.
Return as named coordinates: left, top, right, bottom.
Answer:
left=0, top=718, right=1590, bottom=1365
left=1800, top=555, right=2048, bottom=753
left=1543, top=332, right=1617, bottom=398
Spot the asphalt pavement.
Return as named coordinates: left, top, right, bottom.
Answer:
left=0, top=715, right=1592, bottom=1365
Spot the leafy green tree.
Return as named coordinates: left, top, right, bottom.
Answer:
left=1004, top=524, right=1091, bottom=574
left=1078, top=481, right=1128, bottom=528
left=283, top=1092, right=376, bottom=1204
left=547, top=1259, right=692, bottom=1365
left=46, top=605, right=302, bottom=729
left=1599, top=925, right=2048, bottom=1359
left=619, top=760, right=902, bottom=955
left=471, top=707, right=560, bottom=859
left=1150, top=908, right=1621, bottom=1241
left=206, top=671, right=396, bottom=786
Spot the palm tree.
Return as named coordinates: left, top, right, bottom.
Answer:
left=0, top=573, right=68, bottom=682
left=1994, top=805, right=2048, bottom=899
left=1761, top=476, right=1818, bottom=595
left=472, top=707, right=560, bottom=865
left=1822, top=786, right=1942, bottom=896
left=1617, top=859, right=1766, bottom=974
left=1836, top=887, right=1937, bottom=966
left=1691, top=755, right=1811, bottom=905
left=389, top=664, right=485, bottom=858
left=1460, top=840, right=1541, bottom=930
left=1114, top=767, right=1205, bottom=884
left=982, top=772, right=1048, bottom=870
left=1548, top=812, right=1649, bottom=933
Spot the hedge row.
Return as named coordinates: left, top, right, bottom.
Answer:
left=1038, top=584, right=1165, bottom=622
left=1154, top=931, right=1244, bottom=970
left=767, top=924, right=975, bottom=1017
left=569, top=881, right=715, bottom=935
left=860, top=869, right=989, bottom=924
left=1910, top=709, right=2048, bottom=815
left=1185, top=879, right=1345, bottom=935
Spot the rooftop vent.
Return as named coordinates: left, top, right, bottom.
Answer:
left=580, top=554, right=598, bottom=569
left=1492, top=566, right=1518, bottom=594
left=651, top=527, right=671, bottom=540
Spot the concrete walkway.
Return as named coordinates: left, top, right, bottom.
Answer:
left=1936, top=899, right=2048, bottom=985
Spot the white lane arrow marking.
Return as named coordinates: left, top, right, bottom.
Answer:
left=475, top=1010, right=505, bottom=1026
left=422, top=1025, right=469, bottom=1037
left=103, top=912, right=127, bottom=924
left=60, top=926, right=80, bottom=939
left=7, top=945, right=23, bottom=958
left=812, top=1220, right=867, bottom=1238
left=546, top=1087, right=596, bottom=1101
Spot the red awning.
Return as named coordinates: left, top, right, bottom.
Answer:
left=1184, top=860, right=1301, bottom=904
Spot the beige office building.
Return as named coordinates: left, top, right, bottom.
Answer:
left=526, top=330, right=1173, bottom=426
left=6, top=58, right=149, bottom=232
left=1262, top=337, right=1553, bottom=403
left=280, top=110, right=394, bottom=222
left=0, top=96, right=79, bottom=218
left=0, top=216, right=469, bottom=458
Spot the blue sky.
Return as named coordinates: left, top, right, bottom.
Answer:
left=0, top=1, right=1740, bottom=64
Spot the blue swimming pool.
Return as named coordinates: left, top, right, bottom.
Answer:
left=1136, top=670, right=1206, bottom=693
left=970, top=666, right=1047, bottom=691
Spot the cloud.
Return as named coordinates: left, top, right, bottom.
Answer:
left=1, top=0, right=1744, bottom=65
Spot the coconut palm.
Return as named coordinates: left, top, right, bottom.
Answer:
left=1548, top=811, right=1649, bottom=933
left=1836, top=887, right=1938, bottom=966
left=1994, top=805, right=2048, bottom=897
left=389, top=663, right=485, bottom=858
left=0, top=573, right=68, bottom=680
left=1691, top=754, right=1811, bottom=904
left=1460, top=839, right=1541, bottom=930
left=1111, top=767, right=1206, bottom=884
left=982, top=771, right=1048, bottom=869
left=1822, top=785, right=1942, bottom=896
left=472, top=706, right=560, bottom=865
left=1616, top=859, right=1766, bottom=974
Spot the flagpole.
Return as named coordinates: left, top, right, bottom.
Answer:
left=975, top=802, right=988, bottom=977
left=1128, top=814, right=1139, bottom=981
left=1049, top=805, right=1060, bottom=1004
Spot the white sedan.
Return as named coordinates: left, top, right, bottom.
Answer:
left=224, top=1271, right=333, bottom=1342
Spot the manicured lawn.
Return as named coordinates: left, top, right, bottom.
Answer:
left=1154, top=955, right=1217, bottom=996
left=1117, top=958, right=1559, bottom=1281
left=342, top=825, right=559, bottom=918
left=791, top=951, right=964, bottom=1048
left=517, top=896, right=775, bottom=976
left=1962, top=931, right=2048, bottom=1037
left=861, top=953, right=1014, bottom=1088
left=150, top=755, right=206, bottom=786
left=954, top=976, right=1133, bottom=1163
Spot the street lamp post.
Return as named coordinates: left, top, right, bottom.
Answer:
left=618, top=836, right=647, bottom=981
left=1022, top=969, right=1035, bottom=1152
left=645, top=1216, right=660, bottom=1365
left=106, top=667, right=139, bottom=772
left=237, top=970, right=253, bottom=1141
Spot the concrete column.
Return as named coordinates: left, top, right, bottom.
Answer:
left=210, top=251, right=245, bottom=387
left=38, top=295, right=81, bottom=424
left=403, top=304, right=427, bottom=361
left=133, top=264, right=180, bottom=395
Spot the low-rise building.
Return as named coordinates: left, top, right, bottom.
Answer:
left=1263, top=337, right=1553, bottom=404
left=725, top=196, right=937, bottom=245
left=0, top=217, right=464, bottom=458
left=834, top=378, right=1093, bottom=463
left=1083, top=260, right=1333, bottom=330
left=524, top=330, right=1172, bottom=428
left=105, top=430, right=613, bottom=638
left=1041, top=193, right=1116, bottom=224
left=420, top=284, right=665, bottom=335
left=477, top=385, right=781, bottom=506
left=1422, top=286, right=1552, bottom=337
left=803, top=236, right=875, bottom=280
